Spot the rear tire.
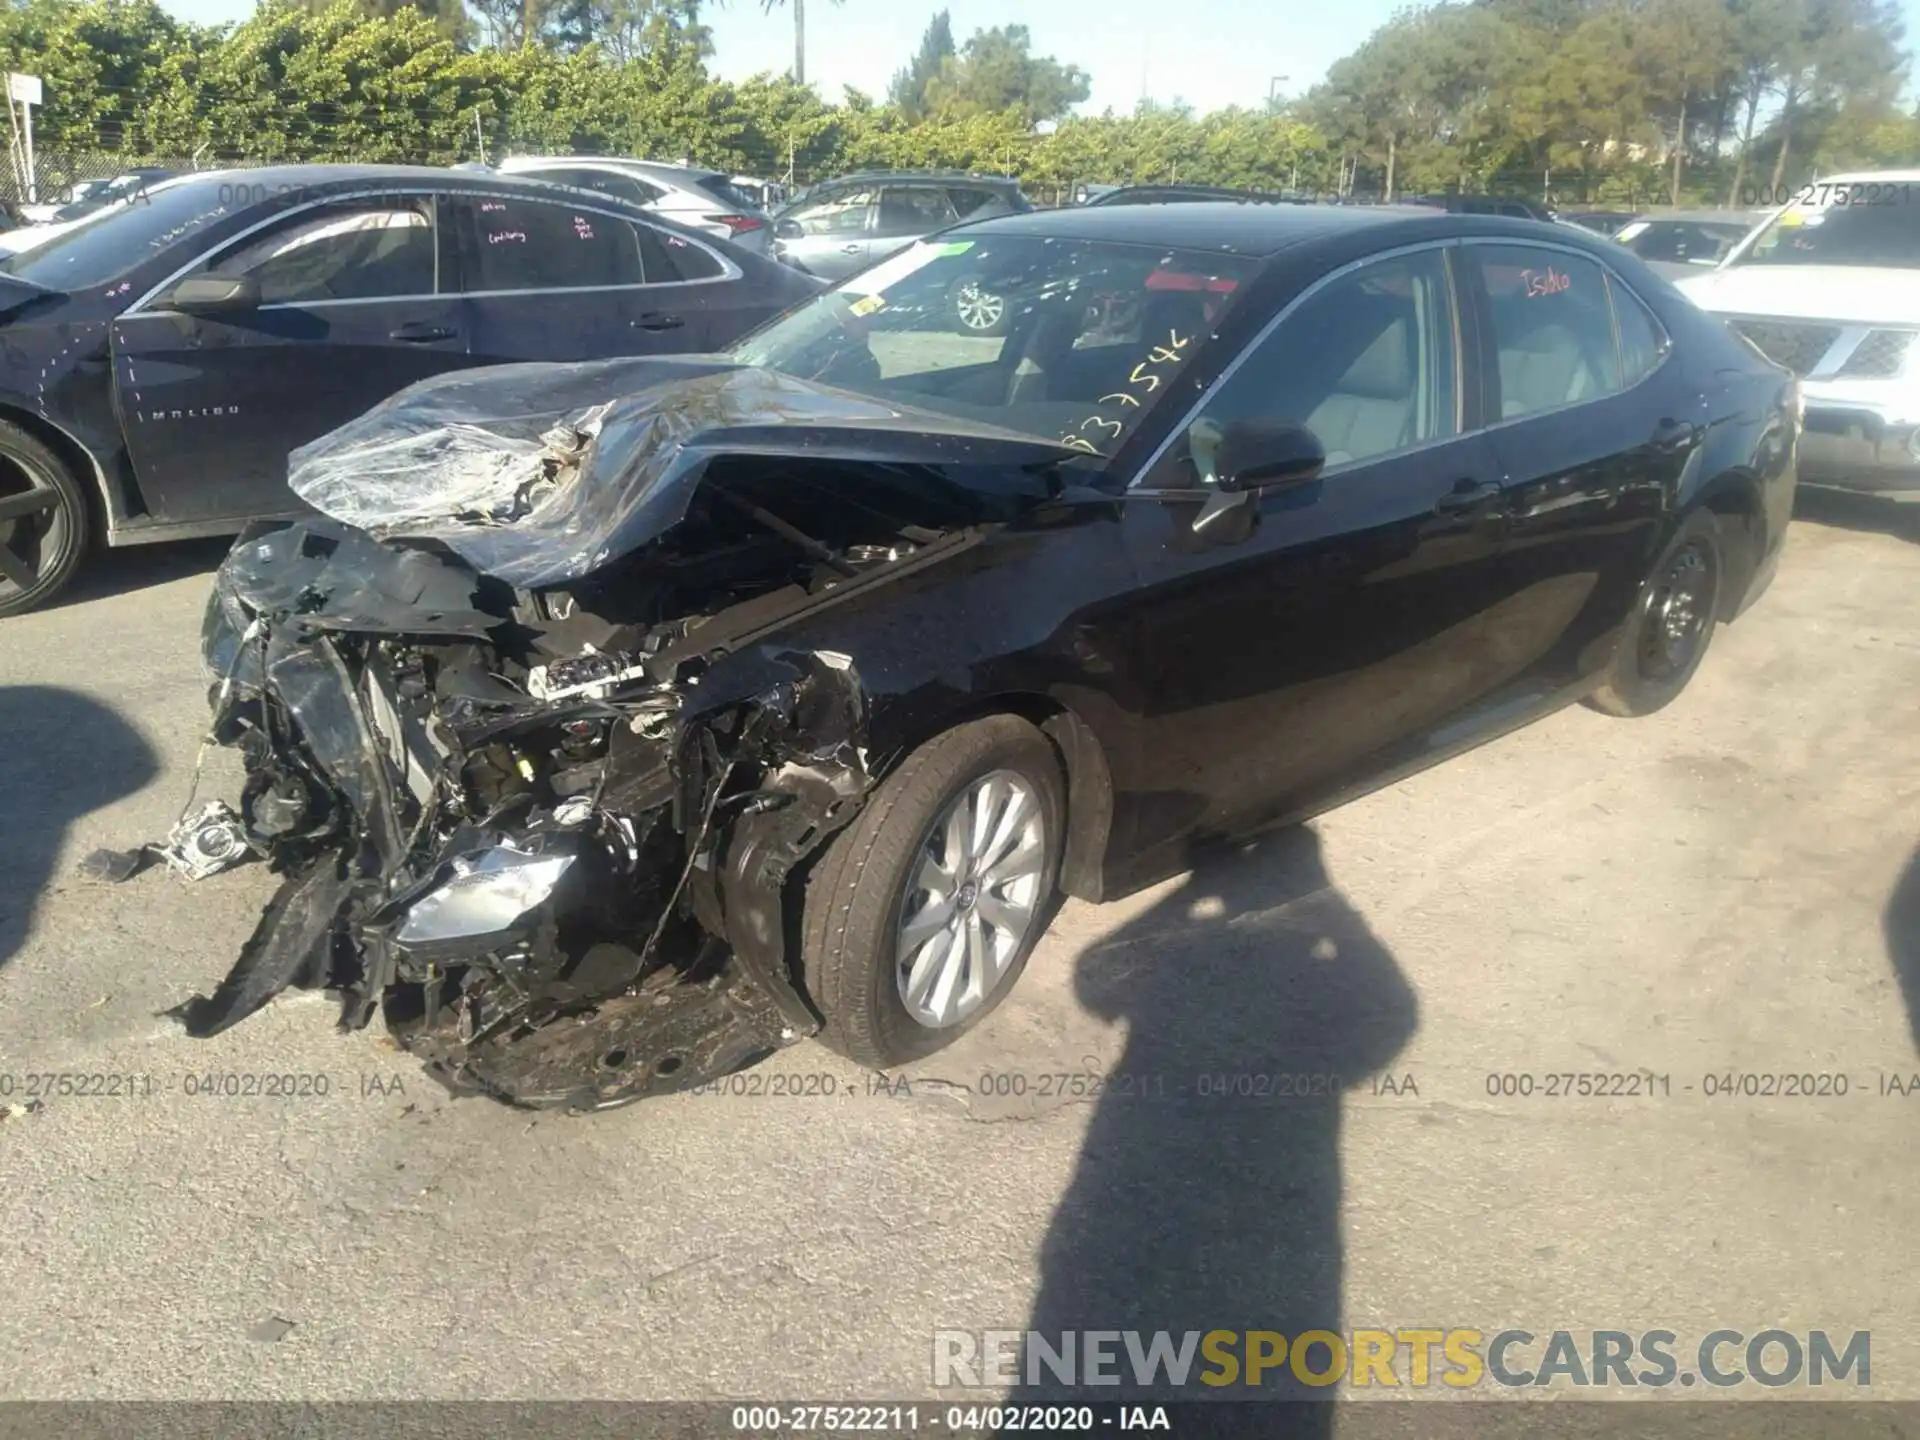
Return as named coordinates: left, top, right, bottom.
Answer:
left=951, top=277, right=1013, bottom=337
left=800, top=715, right=1064, bottom=1068
left=1584, top=508, right=1724, bottom=717
left=0, top=420, right=88, bottom=619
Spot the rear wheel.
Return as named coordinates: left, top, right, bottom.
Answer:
left=1585, top=508, right=1723, bottom=717
left=800, top=714, right=1064, bottom=1067
left=0, top=420, right=88, bottom=618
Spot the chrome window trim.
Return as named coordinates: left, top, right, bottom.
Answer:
left=1127, top=237, right=1466, bottom=491
left=122, top=185, right=737, bottom=317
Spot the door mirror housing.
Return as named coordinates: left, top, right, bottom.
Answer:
left=166, top=273, right=261, bottom=316
left=1211, top=420, right=1327, bottom=493
left=773, top=218, right=805, bottom=241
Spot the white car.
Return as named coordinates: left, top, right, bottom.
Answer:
left=495, top=156, right=772, bottom=255
left=1677, top=169, right=1920, bottom=492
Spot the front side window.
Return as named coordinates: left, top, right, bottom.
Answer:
left=732, top=236, right=1257, bottom=455
left=785, top=188, right=874, bottom=237
left=205, top=199, right=436, bottom=304
left=461, top=196, right=642, bottom=291
left=1734, top=200, right=1920, bottom=268
left=1142, top=249, right=1459, bottom=486
left=1472, top=245, right=1623, bottom=420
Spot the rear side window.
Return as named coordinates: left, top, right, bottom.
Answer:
left=947, top=187, right=1002, bottom=218
left=1609, top=274, right=1669, bottom=384
left=461, top=196, right=641, bottom=291
left=875, top=185, right=958, bottom=239
left=1471, top=245, right=1623, bottom=420
left=634, top=222, right=725, bottom=282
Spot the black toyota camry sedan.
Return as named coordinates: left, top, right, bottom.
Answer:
left=0, top=164, right=816, bottom=615
left=172, top=202, right=1797, bottom=1109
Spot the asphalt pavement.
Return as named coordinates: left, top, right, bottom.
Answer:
left=2, top=492, right=1918, bottom=1413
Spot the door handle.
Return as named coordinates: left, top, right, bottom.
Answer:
left=629, top=313, right=685, bottom=332
left=840, top=244, right=864, bottom=254
left=389, top=323, right=457, bottom=343
left=1432, top=478, right=1500, bottom=515
left=1651, top=417, right=1700, bottom=450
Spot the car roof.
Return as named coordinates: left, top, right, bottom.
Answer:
left=155, top=163, right=667, bottom=204
left=952, top=200, right=1570, bottom=258
left=1813, top=168, right=1920, bottom=184
left=816, top=170, right=1020, bottom=187
left=500, top=156, right=725, bottom=184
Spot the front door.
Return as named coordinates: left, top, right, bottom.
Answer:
left=444, top=192, right=722, bottom=363
left=1120, top=246, right=1524, bottom=860
left=776, top=186, right=876, bottom=281
left=109, top=193, right=463, bottom=524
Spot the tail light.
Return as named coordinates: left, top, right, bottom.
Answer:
left=707, top=214, right=765, bottom=237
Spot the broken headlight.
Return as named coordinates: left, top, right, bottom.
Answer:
left=395, top=843, right=578, bottom=947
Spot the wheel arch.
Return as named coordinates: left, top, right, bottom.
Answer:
left=1685, top=463, right=1765, bottom=621
left=879, top=690, right=1117, bottom=904
left=0, top=400, right=128, bottom=539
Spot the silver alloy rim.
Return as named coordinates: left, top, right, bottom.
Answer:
left=895, top=769, right=1046, bottom=1029
left=0, top=452, right=66, bottom=599
left=956, top=283, right=1006, bottom=331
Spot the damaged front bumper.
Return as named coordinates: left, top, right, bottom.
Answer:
left=179, top=519, right=872, bottom=1111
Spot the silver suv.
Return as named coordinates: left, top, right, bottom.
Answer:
left=771, top=171, right=1031, bottom=284
left=497, top=156, right=774, bottom=255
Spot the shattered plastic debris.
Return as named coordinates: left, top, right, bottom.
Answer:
left=77, top=846, right=154, bottom=883
left=159, top=801, right=251, bottom=882
left=246, top=1317, right=296, bottom=1343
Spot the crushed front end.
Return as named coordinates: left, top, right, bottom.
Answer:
left=185, top=518, right=871, bottom=1110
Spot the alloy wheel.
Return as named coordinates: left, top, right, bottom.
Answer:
left=895, top=769, right=1047, bottom=1028
left=0, top=452, right=71, bottom=605
left=955, top=282, right=1007, bottom=332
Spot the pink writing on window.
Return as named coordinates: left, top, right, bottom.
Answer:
left=1522, top=267, right=1571, bottom=297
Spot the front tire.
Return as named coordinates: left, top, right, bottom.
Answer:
left=800, top=714, right=1064, bottom=1068
left=1584, top=508, right=1724, bottom=717
left=0, top=420, right=88, bottom=618
left=951, top=277, right=1013, bottom=336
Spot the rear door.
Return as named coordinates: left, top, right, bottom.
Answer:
left=1462, top=240, right=1698, bottom=697
left=445, top=191, right=729, bottom=361
left=870, top=183, right=958, bottom=266
left=108, top=191, right=463, bottom=523
left=775, top=185, right=876, bottom=280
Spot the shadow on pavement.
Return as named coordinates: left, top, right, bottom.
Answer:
left=1793, top=486, right=1920, bottom=545
left=1019, top=825, right=1418, bottom=1428
left=38, top=535, right=231, bottom=614
left=1888, top=842, right=1920, bottom=1054
left=0, top=686, right=158, bottom=970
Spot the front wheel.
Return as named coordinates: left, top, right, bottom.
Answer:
left=1584, top=508, right=1724, bottom=717
left=0, top=420, right=89, bottom=618
left=800, top=714, right=1064, bottom=1067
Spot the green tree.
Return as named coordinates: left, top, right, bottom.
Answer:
left=922, top=23, right=1090, bottom=126
left=887, top=9, right=952, bottom=121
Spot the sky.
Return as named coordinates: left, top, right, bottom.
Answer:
left=150, top=0, right=1920, bottom=113
left=145, top=0, right=1407, bottom=112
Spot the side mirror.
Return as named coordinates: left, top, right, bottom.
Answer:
left=1187, top=419, right=1325, bottom=535
left=166, top=273, right=261, bottom=316
left=773, top=218, right=805, bottom=241
left=1211, top=419, right=1327, bottom=492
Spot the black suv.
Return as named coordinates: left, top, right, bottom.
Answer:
left=771, top=170, right=1031, bottom=284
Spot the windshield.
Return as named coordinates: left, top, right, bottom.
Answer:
left=1, top=178, right=233, bottom=290
left=731, top=235, right=1257, bottom=456
left=51, top=173, right=166, bottom=223
left=1732, top=198, right=1920, bottom=269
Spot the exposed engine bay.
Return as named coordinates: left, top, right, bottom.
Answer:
left=158, top=352, right=1088, bottom=1110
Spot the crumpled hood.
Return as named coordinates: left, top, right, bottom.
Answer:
left=288, top=355, right=1078, bottom=591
